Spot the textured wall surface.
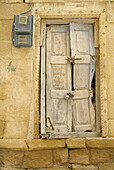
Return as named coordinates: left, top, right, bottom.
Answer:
left=0, top=0, right=114, bottom=168
left=0, top=1, right=114, bottom=168
left=0, top=138, right=114, bottom=169
left=0, top=0, right=114, bottom=139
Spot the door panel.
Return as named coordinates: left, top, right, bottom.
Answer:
left=51, top=32, right=67, bottom=56
left=52, top=99, right=68, bottom=132
left=76, top=31, right=90, bottom=54
left=73, top=99, right=91, bottom=132
left=70, top=23, right=95, bottom=132
left=46, top=25, right=71, bottom=133
left=74, top=64, right=89, bottom=89
left=51, top=64, right=67, bottom=90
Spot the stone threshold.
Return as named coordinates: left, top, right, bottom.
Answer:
left=0, top=138, right=114, bottom=150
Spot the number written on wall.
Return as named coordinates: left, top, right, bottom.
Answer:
left=7, top=61, right=16, bottom=72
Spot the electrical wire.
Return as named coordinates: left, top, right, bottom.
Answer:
left=11, top=20, right=14, bottom=46
left=20, top=0, right=32, bottom=15
left=11, top=0, right=32, bottom=46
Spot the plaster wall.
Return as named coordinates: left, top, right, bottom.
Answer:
left=0, top=0, right=114, bottom=169
left=0, top=0, right=114, bottom=139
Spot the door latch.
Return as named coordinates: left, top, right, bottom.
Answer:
left=67, top=56, right=82, bottom=63
left=65, top=93, right=74, bottom=100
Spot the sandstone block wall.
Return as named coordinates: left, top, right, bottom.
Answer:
left=0, top=0, right=114, bottom=139
left=0, top=0, right=114, bottom=169
left=0, top=138, right=114, bottom=169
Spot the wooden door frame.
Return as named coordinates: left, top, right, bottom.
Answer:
left=34, top=10, right=108, bottom=138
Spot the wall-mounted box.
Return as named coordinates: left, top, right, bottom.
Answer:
left=13, top=15, right=33, bottom=47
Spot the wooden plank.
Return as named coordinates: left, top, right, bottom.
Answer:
left=51, top=90, right=67, bottom=98
left=95, top=48, right=101, bottom=133
left=72, top=90, right=89, bottom=99
left=68, top=99, right=72, bottom=132
left=51, top=56, right=67, bottom=64
left=70, top=22, right=95, bottom=132
left=49, top=132, right=99, bottom=139
left=46, top=25, right=71, bottom=133
left=46, top=26, right=52, bottom=130
left=34, top=17, right=41, bottom=139
left=46, top=19, right=95, bottom=25
left=51, top=90, right=89, bottom=99
left=73, top=55, right=91, bottom=64
left=41, top=20, right=46, bottom=134
left=94, top=19, right=99, bottom=48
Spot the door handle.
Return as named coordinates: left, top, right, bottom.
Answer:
left=65, top=93, right=74, bottom=100
left=75, top=58, right=82, bottom=60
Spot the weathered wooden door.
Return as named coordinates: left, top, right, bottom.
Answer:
left=46, top=25, right=72, bottom=133
left=45, top=23, right=95, bottom=136
left=70, top=23, right=95, bottom=132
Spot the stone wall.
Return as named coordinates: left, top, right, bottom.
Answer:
left=0, top=138, right=114, bottom=169
left=0, top=0, right=114, bottom=139
left=0, top=0, right=114, bottom=169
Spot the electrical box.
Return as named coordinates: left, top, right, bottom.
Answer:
left=13, top=15, right=33, bottom=47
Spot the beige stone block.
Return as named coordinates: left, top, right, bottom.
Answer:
left=0, top=59, right=32, bottom=89
left=0, top=99, right=29, bottom=122
left=0, top=168, right=24, bottom=170
left=12, top=46, right=33, bottom=60
left=27, top=139, right=66, bottom=150
left=0, top=20, right=12, bottom=41
left=66, top=138, right=85, bottom=148
left=0, top=121, right=5, bottom=138
left=0, top=139, right=27, bottom=150
left=99, top=163, right=114, bottom=170
left=108, top=120, right=114, bottom=137
left=0, top=0, right=23, bottom=3
left=86, top=138, right=114, bottom=148
left=12, top=82, right=32, bottom=103
left=25, top=0, right=108, bottom=3
left=72, top=164, right=98, bottom=170
left=0, top=4, right=25, bottom=19
left=0, top=150, right=24, bottom=167
left=106, top=24, right=114, bottom=120
left=53, top=149, right=68, bottom=165
left=91, top=149, right=114, bottom=163
left=69, top=149, right=89, bottom=164
left=109, top=120, right=114, bottom=137
left=0, top=41, right=11, bottom=59
left=4, top=100, right=30, bottom=121
left=4, top=121, right=28, bottom=139
left=0, top=82, right=13, bottom=100
left=0, top=101, right=5, bottom=120
left=29, top=167, right=68, bottom=170
left=107, top=7, right=114, bottom=22
left=22, top=150, right=53, bottom=168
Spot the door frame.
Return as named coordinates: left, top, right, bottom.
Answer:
left=40, top=18, right=101, bottom=138
left=33, top=10, right=108, bottom=138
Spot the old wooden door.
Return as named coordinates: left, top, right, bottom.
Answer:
left=46, top=25, right=72, bottom=133
left=45, top=23, right=95, bottom=136
left=70, top=23, right=95, bottom=132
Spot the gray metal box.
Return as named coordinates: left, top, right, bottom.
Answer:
left=13, top=15, right=33, bottom=47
